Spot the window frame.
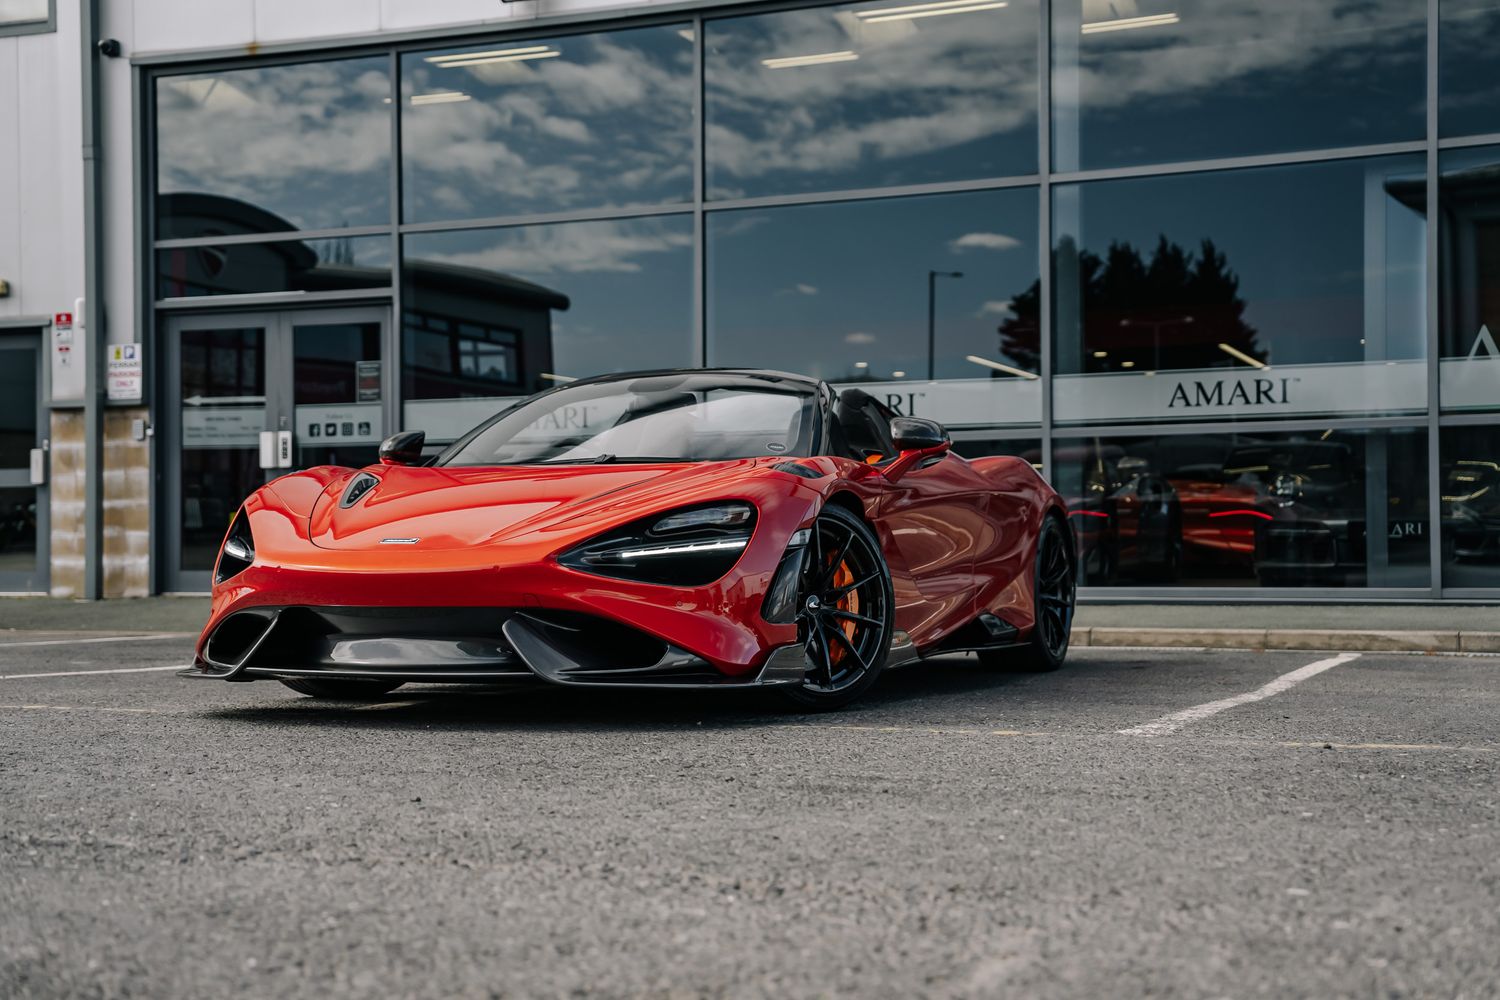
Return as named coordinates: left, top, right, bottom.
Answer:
left=0, top=0, right=52, bottom=37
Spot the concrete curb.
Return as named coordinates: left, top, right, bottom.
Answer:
left=1077, top=627, right=1500, bottom=654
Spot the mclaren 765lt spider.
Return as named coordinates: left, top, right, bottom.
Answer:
left=184, top=369, right=1075, bottom=709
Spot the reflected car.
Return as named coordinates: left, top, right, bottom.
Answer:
left=1050, top=445, right=1182, bottom=584
left=1213, top=442, right=1364, bottom=586
left=183, top=371, right=1074, bottom=710
left=1442, top=458, right=1500, bottom=564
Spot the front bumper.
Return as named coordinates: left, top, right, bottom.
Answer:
left=181, top=604, right=808, bottom=689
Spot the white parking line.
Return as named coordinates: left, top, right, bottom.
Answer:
left=0, top=665, right=190, bottom=680
left=1118, top=652, right=1362, bottom=737
left=0, top=633, right=193, bottom=649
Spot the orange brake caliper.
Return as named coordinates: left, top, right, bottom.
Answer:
left=830, top=561, right=859, bottom=663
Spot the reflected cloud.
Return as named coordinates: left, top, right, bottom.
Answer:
left=1056, top=0, right=1425, bottom=168
left=156, top=60, right=392, bottom=236
left=951, top=232, right=1022, bottom=252
left=403, top=27, right=694, bottom=221
left=706, top=1, right=1038, bottom=197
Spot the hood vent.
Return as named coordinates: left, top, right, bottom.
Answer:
left=339, top=472, right=380, bottom=509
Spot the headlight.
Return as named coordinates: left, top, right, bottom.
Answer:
left=214, top=507, right=255, bottom=585
left=559, top=502, right=756, bottom=586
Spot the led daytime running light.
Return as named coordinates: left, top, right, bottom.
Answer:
left=609, top=537, right=750, bottom=561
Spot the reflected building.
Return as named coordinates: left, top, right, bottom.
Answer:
left=6, top=0, right=1500, bottom=599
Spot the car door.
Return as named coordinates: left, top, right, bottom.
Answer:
left=837, top=393, right=986, bottom=629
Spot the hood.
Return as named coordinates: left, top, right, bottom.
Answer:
left=306, top=460, right=766, bottom=551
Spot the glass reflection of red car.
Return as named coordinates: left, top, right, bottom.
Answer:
left=1048, top=445, right=1182, bottom=585
left=1174, top=442, right=1364, bottom=586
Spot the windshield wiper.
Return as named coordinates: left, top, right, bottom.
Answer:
left=535, top=454, right=618, bottom=465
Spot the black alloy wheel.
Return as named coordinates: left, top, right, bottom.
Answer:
left=983, top=514, right=1075, bottom=672
left=279, top=677, right=405, bottom=699
left=781, top=504, right=894, bottom=710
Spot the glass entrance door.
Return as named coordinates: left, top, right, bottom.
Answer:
left=164, top=307, right=389, bottom=591
left=0, top=331, right=46, bottom=592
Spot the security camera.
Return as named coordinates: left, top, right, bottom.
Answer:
left=97, top=38, right=122, bottom=58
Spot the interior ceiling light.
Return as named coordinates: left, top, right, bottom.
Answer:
left=426, top=45, right=560, bottom=67
left=410, top=91, right=471, bottom=105
left=855, top=0, right=1007, bottom=23
left=762, top=50, right=859, bottom=69
left=1218, top=343, right=1267, bottom=370
left=965, top=355, right=1040, bottom=380
left=1081, top=12, right=1180, bottom=34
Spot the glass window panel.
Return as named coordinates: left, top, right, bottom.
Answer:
left=0, top=345, right=38, bottom=468
left=705, top=0, right=1038, bottom=201
left=1438, top=145, right=1500, bottom=414
left=155, top=59, right=392, bottom=238
left=1441, top=425, right=1500, bottom=589
left=1053, top=428, right=1429, bottom=588
left=708, top=189, right=1042, bottom=429
left=0, top=487, right=38, bottom=577
left=0, top=0, right=48, bottom=26
left=401, top=216, right=693, bottom=440
left=1440, top=1, right=1500, bottom=138
left=402, top=26, right=693, bottom=223
left=156, top=236, right=392, bottom=299
left=1052, top=0, right=1426, bottom=173
left=1052, top=156, right=1427, bottom=425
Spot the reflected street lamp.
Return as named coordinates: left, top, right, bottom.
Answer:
left=927, top=270, right=963, bottom=380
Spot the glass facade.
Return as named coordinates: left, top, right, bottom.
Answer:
left=146, top=0, right=1500, bottom=597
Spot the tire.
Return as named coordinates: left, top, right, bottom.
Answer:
left=780, top=504, right=894, bottom=712
left=278, top=677, right=405, bottom=699
left=982, top=514, right=1075, bottom=672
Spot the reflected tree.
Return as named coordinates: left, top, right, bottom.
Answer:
left=999, top=235, right=1263, bottom=374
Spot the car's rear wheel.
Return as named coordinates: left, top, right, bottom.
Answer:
left=982, top=515, right=1075, bottom=672
left=278, top=678, right=405, bottom=699
left=780, top=505, right=894, bottom=711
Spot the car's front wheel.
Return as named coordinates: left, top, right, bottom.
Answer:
left=279, top=678, right=404, bottom=699
left=780, top=504, right=894, bottom=711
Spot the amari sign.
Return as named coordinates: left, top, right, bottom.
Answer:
left=1054, top=360, right=1428, bottom=423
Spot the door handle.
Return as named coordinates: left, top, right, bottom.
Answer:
left=28, top=448, right=46, bottom=486
left=276, top=430, right=293, bottom=469
left=258, top=431, right=277, bottom=470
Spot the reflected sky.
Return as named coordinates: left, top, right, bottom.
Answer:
left=155, top=59, right=391, bottom=238
left=403, top=216, right=694, bottom=382
left=1054, top=155, right=1427, bottom=372
left=1440, top=1, right=1500, bottom=137
left=709, top=189, right=1039, bottom=381
left=706, top=0, right=1038, bottom=200
left=1053, top=0, right=1425, bottom=172
left=402, top=27, right=693, bottom=222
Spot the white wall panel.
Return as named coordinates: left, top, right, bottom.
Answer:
left=378, top=0, right=518, bottom=31
left=257, top=0, right=382, bottom=43
left=0, top=38, right=22, bottom=323
left=134, top=0, right=254, bottom=53
left=15, top=19, right=78, bottom=320
left=103, top=0, right=137, bottom=347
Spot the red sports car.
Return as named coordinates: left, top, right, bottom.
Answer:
left=183, top=370, right=1074, bottom=709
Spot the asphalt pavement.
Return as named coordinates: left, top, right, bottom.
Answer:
left=2, top=632, right=1498, bottom=998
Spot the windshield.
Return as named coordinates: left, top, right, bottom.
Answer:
left=438, top=373, right=819, bottom=466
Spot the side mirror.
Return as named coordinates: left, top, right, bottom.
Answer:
left=379, top=430, right=426, bottom=466
left=890, top=416, right=949, bottom=453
